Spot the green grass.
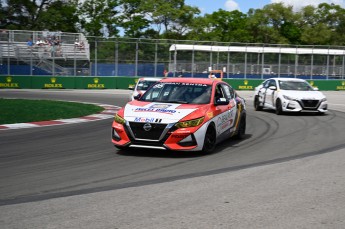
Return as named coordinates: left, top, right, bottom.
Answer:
left=0, top=99, right=104, bottom=125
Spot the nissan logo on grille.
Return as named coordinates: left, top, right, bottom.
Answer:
left=143, top=123, right=152, bottom=131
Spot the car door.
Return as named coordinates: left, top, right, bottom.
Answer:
left=258, top=79, right=276, bottom=108
left=213, top=83, right=237, bottom=136
left=265, top=79, right=277, bottom=107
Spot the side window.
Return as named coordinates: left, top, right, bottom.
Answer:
left=215, top=84, right=224, bottom=99
left=262, top=80, right=270, bottom=88
left=221, top=84, right=234, bottom=100
left=269, top=80, right=276, bottom=87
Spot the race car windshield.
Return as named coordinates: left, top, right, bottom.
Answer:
left=140, top=82, right=212, bottom=104
left=278, top=81, right=314, bottom=91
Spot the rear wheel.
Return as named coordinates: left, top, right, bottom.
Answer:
left=276, top=99, right=283, bottom=115
left=202, top=125, right=216, bottom=154
left=254, top=96, right=263, bottom=111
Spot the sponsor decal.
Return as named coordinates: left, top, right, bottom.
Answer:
left=134, top=104, right=177, bottom=115
left=336, top=81, right=345, bottom=90
left=134, top=117, right=162, bottom=123
left=0, top=76, right=19, bottom=88
left=171, top=134, right=189, bottom=139
left=88, top=78, right=105, bottom=89
left=216, top=110, right=235, bottom=133
left=149, top=104, right=172, bottom=109
left=207, top=112, right=214, bottom=119
left=217, top=111, right=232, bottom=130
left=238, top=80, right=253, bottom=90
left=44, top=77, right=63, bottom=88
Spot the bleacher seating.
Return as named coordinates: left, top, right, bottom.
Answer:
left=0, top=30, right=90, bottom=75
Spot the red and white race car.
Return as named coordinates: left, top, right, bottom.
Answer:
left=112, top=78, right=246, bottom=153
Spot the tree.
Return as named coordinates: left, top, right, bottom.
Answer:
left=247, top=3, right=302, bottom=44
left=0, top=0, right=79, bottom=31
left=117, top=0, right=151, bottom=38
left=139, top=0, right=200, bottom=38
left=78, top=0, right=120, bottom=37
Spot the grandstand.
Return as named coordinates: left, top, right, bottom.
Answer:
left=0, top=30, right=89, bottom=76
left=1, top=30, right=345, bottom=79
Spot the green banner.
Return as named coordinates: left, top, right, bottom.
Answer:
left=308, top=80, right=345, bottom=91
left=0, top=76, right=31, bottom=89
left=223, top=79, right=263, bottom=90
left=75, top=77, right=116, bottom=89
left=31, top=76, right=75, bottom=89
left=116, top=77, right=139, bottom=90
left=1, top=76, right=345, bottom=90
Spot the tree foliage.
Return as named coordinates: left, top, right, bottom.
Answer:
left=1, top=1, right=345, bottom=46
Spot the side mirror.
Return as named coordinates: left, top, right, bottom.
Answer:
left=215, top=97, right=229, bottom=106
left=269, top=86, right=277, bottom=90
left=133, top=94, right=142, bottom=100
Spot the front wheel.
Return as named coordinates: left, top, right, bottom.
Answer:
left=202, top=125, right=216, bottom=154
left=254, top=96, right=263, bottom=111
left=275, top=99, right=283, bottom=115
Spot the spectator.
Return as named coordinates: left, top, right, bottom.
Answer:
left=27, top=38, right=33, bottom=47
left=36, top=37, right=45, bottom=46
left=74, top=38, right=80, bottom=49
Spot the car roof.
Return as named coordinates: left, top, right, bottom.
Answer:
left=160, top=77, right=217, bottom=85
left=269, top=77, right=306, bottom=82
left=138, top=77, right=161, bottom=81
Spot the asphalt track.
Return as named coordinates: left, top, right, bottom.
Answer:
left=1, top=89, right=345, bottom=228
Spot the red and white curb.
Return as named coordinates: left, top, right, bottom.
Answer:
left=0, top=103, right=121, bottom=131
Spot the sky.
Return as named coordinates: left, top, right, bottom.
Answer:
left=185, top=0, right=345, bottom=14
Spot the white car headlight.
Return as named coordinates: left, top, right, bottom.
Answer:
left=321, top=98, right=327, bottom=102
left=283, top=95, right=295, bottom=100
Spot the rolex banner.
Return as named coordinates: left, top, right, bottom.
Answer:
left=0, top=76, right=31, bottom=89
left=31, top=76, right=76, bottom=89
left=0, top=76, right=345, bottom=90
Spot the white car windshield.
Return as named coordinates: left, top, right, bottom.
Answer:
left=140, top=82, right=211, bottom=104
left=278, top=80, right=314, bottom=91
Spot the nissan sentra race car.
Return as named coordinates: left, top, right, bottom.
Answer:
left=254, top=78, right=328, bottom=115
left=112, top=78, right=246, bottom=154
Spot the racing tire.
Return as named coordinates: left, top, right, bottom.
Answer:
left=202, top=125, right=216, bottom=154
left=275, top=99, right=283, bottom=115
left=235, top=115, right=246, bottom=140
left=254, top=96, right=263, bottom=111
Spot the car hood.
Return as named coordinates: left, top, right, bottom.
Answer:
left=124, top=102, right=203, bottom=124
left=281, top=90, right=325, bottom=100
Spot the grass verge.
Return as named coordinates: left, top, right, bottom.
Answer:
left=0, top=98, right=104, bottom=125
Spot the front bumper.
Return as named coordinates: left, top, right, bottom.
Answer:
left=282, top=99, right=328, bottom=113
left=112, top=121, right=207, bottom=151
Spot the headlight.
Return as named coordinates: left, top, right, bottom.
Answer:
left=321, top=98, right=327, bottom=102
left=283, top=95, right=295, bottom=100
left=114, top=113, right=126, bottom=125
left=175, top=117, right=204, bottom=128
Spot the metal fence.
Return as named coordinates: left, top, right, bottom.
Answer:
left=1, top=30, right=345, bottom=79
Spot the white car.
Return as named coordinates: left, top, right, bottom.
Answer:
left=129, top=77, right=161, bottom=100
left=253, top=78, right=328, bottom=115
